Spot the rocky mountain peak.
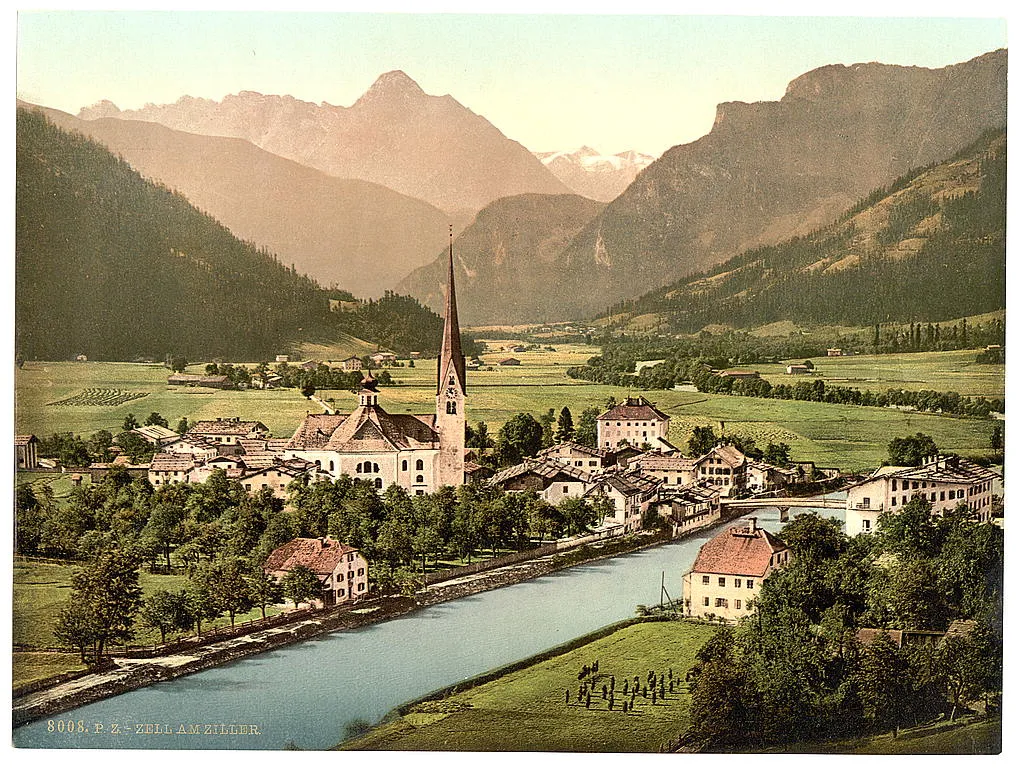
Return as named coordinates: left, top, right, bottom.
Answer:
left=356, top=70, right=426, bottom=105
left=77, top=99, right=121, bottom=120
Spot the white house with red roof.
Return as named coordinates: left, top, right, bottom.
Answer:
left=682, top=518, right=790, bottom=621
left=264, top=537, right=369, bottom=607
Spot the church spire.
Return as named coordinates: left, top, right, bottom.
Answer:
left=437, top=225, right=466, bottom=394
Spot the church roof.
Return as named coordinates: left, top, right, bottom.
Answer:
left=285, top=414, right=347, bottom=449
left=324, top=406, right=438, bottom=452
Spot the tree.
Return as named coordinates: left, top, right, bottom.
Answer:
left=176, top=416, right=190, bottom=435
left=170, top=354, right=188, bottom=372
left=991, top=424, right=1003, bottom=451
left=687, top=628, right=754, bottom=749
left=122, top=413, right=139, bottom=431
left=539, top=408, right=555, bottom=448
left=495, top=413, right=544, bottom=466
left=857, top=631, right=913, bottom=738
left=940, top=624, right=1002, bottom=721
left=887, top=433, right=938, bottom=467
left=573, top=407, right=600, bottom=447
left=555, top=407, right=575, bottom=443
left=877, top=495, right=939, bottom=560
left=139, top=589, right=194, bottom=644
left=688, top=425, right=717, bottom=456
left=246, top=570, right=283, bottom=619
left=54, top=602, right=103, bottom=662
left=144, top=412, right=169, bottom=428
left=60, top=549, right=143, bottom=659
left=281, top=565, right=324, bottom=608
left=301, top=383, right=316, bottom=398
left=557, top=496, right=597, bottom=536
left=209, top=557, right=255, bottom=626
left=185, top=564, right=223, bottom=636
left=763, top=442, right=791, bottom=467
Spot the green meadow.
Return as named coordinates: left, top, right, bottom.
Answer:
left=344, top=620, right=715, bottom=752
left=16, top=343, right=1001, bottom=474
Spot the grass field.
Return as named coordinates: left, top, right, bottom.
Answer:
left=760, top=350, right=1005, bottom=398
left=344, top=620, right=716, bottom=752
left=13, top=558, right=282, bottom=651
left=15, top=344, right=1001, bottom=474
left=12, top=652, right=88, bottom=691
left=775, top=717, right=1000, bottom=754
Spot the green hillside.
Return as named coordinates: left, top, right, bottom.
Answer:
left=15, top=107, right=453, bottom=362
left=609, top=129, right=1006, bottom=333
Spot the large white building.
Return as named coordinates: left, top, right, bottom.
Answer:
left=283, top=240, right=467, bottom=494
left=596, top=396, right=673, bottom=451
left=844, top=455, right=1000, bottom=537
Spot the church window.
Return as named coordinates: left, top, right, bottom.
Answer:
left=416, top=459, right=424, bottom=471
left=374, top=478, right=383, bottom=489
left=449, top=375, right=456, bottom=386
left=402, top=460, right=408, bottom=471
left=329, top=460, right=335, bottom=472
left=416, top=474, right=424, bottom=484
left=373, top=462, right=380, bottom=473
left=447, top=400, right=457, bottom=414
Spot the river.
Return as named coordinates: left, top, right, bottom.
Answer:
left=14, top=506, right=814, bottom=750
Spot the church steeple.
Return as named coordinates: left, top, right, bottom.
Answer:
left=435, top=225, right=466, bottom=488
left=437, top=226, right=466, bottom=395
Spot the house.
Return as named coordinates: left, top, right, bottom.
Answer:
left=717, top=369, right=759, bottom=380
left=131, top=425, right=180, bottom=447
left=786, top=364, right=811, bottom=375
left=282, top=244, right=467, bottom=494
left=186, top=417, right=270, bottom=446
left=843, top=455, right=1000, bottom=536
left=537, top=441, right=612, bottom=470
left=370, top=352, right=397, bottom=366
left=264, top=537, right=369, bottom=607
left=597, top=396, right=671, bottom=451
left=628, top=452, right=698, bottom=487
left=746, top=460, right=798, bottom=494
left=694, top=444, right=748, bottom=495
left=585, top=470, right=661, bottom=533
left=856, top=627, right=947, bottom=650
left=653, top=482, right=722, bottom=536
left=148, top=453, right=197, bottom=487
left=238, top=460, right=318, bottom=497
left=826, top=348, right=843, bottom=357
left=161, top=436, right=220, bottom=462
left=498, top=357, right=521, bottom=366
left=74, top=353, right=88, bottom=362
left=340, top=356, right=364, bottom=372
left=15, top=435, right=38, bottom=470
left=275, top=354, right=291, bottom=363
left=490, top=458, right=595, bottom=506
left=300, top=360, right=320, bottom=371
left=682, top=518, right=790, bottom=621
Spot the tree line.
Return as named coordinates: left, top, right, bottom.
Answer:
left=684, top=499, right=1003, bottom=749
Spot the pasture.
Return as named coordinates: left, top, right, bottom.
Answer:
left=344, top=620, right=715, bottom=752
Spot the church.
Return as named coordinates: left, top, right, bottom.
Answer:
left=283, top=241, right=466, bottom=494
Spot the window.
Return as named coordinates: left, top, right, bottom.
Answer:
left=447, top=401, right=457, bottom=414
left=416, top=490, right=424, bottom=496
left=402, top=460, right=408, bottom=471
left=718, top=577, right=726, bottom=587
left=348, top=571, right=355, bottom=579
left=863, top=520, right=871, bottom=531
left=891, top=497, right=897, bottom=506
left=416, top=459, right=424, bottom=471
left=958, top=489, right=965, bottom=499
left=337, top=589, right=345, bottom=597
left=703, top=597, right=709, bottom=607
left=449, top=375, right=456, bottom=385
left=902, top=480, right=909, bottom=490
left=735, top=599, right=742, bottom=609
left=734, top=579, right=742, bottom=588
left=702, top=575, right=710, bottom=585
left=746, top=579, right=754, bottom=590
left=358, top=582, right=365, bottom=592
left=357, top=567, right=364, bottom=576
left=892, top=479, right=898, bottom=491
left=563, top=485, right=569, bottom=493
left=329, top=460, right=335, bottom=472
left=416, top=475, right=424, bottom=484
left=862, top=496, right=870, bottom=506
left=348, top=553, right=353, bottom=562
left=337, top=574, right=342, bottom=582
left=940, top=490, right=946, bottom=501
left=356, top=462, right=363, bottom=473
left=715, top=598, right=728, bottom=608
left=374, top=478, right=383, bottom=489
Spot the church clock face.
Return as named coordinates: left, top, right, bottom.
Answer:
left=445, top=386, right=459, bottom=399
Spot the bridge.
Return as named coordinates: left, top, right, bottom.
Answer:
left=720, top=496, right=847, bottom=522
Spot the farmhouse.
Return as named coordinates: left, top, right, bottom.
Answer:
left=340, top=356, right=364, bottom=372
left=596, top=395, right=671, bottom=451
left=370, top=352, right=398, bottom=366
left=717, top=369, right=759, bottom=380
left=131, top=424, right=180, bottom=447
left=148, top=453, right=197, bottom=487
left=682, top=518, right=790, bottom=621
left=15, top=435, right=38, bottom=470
left=498, top=357, right=521, bottom=366
left=843, top=455, right=1000, bottom=536
left=186, top=418, right=270, bottom=446
left=283, top=243, right=466, bottom=494
left=491, top=458, right=594, bottom=505
left=786, top=364, right=811, bottom=375
left=537, top=441, right=611, bottom=470
left=827, top=348, right=844, bottom=357
left=264, top=537, right=369, bottom=607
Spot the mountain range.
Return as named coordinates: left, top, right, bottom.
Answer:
left=403, top=50, right=1006, bottom=324
left=81, top=71, right=572, bottom=214
left=534, top=147, right=654, bottom=201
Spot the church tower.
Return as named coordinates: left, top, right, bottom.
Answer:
left=435, top=229, right=466, bottom=487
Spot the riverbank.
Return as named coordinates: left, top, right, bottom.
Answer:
left=13, top=520, right=727, bottom=728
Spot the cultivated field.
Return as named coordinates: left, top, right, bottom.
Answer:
left=344, top=620, right=716, bottom=752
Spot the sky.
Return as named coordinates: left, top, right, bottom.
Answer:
left=14, top=4, right=1009, bottom=157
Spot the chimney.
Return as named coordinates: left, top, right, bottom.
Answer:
left=749, top=517, right=757, bottom=533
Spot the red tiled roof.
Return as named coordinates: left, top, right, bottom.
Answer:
left=690, top=524, right=788, bottom=577
left=264, top=537, right=358, bottom=577
left=286, top=413, right=347, bottom=449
